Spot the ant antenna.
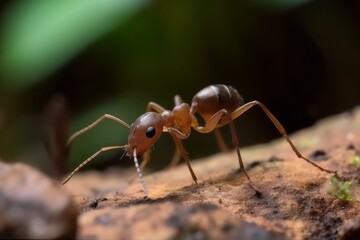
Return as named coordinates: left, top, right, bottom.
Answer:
left=66, top=114, right=130, bottom=147
left=133, top=148, right=148, bottom=197
left=62, top=145, right=127, bottom=185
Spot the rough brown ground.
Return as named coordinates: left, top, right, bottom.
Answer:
left=63, top=107, right=360, bottom=240
left=0, top=162, right=77, bottom=239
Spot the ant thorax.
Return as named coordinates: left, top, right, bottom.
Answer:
left=172, top=103, right=192, bottom=135
left=161, top=110, right=174, bottom=128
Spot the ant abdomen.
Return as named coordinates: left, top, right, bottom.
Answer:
left=191, top=84, right=244, bottom=121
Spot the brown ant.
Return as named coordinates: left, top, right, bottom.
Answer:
left=62, top=84, right=337, bottom=197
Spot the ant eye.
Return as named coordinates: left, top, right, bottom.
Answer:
left=146, top=126, right=156, bottom=138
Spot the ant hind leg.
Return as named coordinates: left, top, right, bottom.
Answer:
left=231, top=101, right=337, bottom=176
left=192, top=110, right=260, bottom=194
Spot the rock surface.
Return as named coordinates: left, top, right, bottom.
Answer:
left=0, top=162, right=78, bottom=239
left=63, top=107, right=360, bottom=240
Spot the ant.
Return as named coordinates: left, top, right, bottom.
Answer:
left=62, top=84, right=337, bottom=197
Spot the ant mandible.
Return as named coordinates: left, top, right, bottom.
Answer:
left=62, top=84, right=337, bottom=197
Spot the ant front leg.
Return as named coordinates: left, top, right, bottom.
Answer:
left=167, top=129, right=197, bottom=184
left=170, top=95, right=192, bottom=168
left=231, top=101, right=337, bottom=175
left=148, top=98, right=183, bottom=169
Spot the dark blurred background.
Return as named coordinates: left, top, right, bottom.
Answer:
left=0, top=0, right=359, bottom=177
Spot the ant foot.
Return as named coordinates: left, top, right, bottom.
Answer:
left=248, top=182, right=261, bottom=198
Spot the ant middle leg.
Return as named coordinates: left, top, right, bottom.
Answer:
left=174, top=95, right=183, bottom=106
left=192, top=110, right=253, bottom=181
left=166, top=128, right=230, bottom=171
left=147, top=102, right=167, bottom=113
left=164, top=147, right=181, bottom=169
left=214, top=128, right=230, bottom=152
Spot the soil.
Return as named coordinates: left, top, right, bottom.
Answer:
left=61, top=107, right=360, bottom=239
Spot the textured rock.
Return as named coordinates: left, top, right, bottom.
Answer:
left=63, top=107, right=360, bottom=240
left=0, top=162, right=78, bottom=239
left=78, top=202, right=284, bottom=240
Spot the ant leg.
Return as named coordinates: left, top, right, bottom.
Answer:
left=231, top=101, right=337, bottom=175
left=166, top=95, right=185, bottom=168
left=147, top=96, right=184, bottom=112
left=170, top=95, right=185, bottom=168
left=174, top=95, right=183, bottom=106
left=192, top=110, right=252, bottom=181
left=166, top=128, right=191, bottom=168
left=161, top=95, right=182, bottom=169
left=214, top=128, right=230, bottom=152
left=192, top=111, right=226, bottom=133
left=140, top=149, right=152, bottom=172
left=67, top=114, right=130, bottom=147
left=147, top=102, right=167, bottom=113
left=225, top=114, right=252, bottom=181
left=62, top=145, right=127, bottom=184
left=169, top=131, right=197, bottom=184
left=129, top=130, right=183, bottom=182
left=167, top=127, right=190, bottom=139
left=147, top=97, right=184, bottom=168
left=165, top=148, right=181, bottom=169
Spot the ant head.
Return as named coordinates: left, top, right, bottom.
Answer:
left=127, top=112, right=164, bottom=156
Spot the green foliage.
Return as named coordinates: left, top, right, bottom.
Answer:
left=253, top=0, right=312, bottom=10
left=0, top=0, right=149, bottom=90
left=0, top=0, right=359, bottom=173
left=352, top=155, right=360, bottom=168
left=327, top=175, right=353, bottom=201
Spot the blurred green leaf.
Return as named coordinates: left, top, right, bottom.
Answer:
left=0, top=0, right=149, bottom=91
left=352, top=155, right=360, bottom=168
left=252, top=0, right=312, bottom=10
